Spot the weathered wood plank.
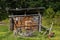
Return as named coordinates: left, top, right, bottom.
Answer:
left=38, top=12, right=42, bottom=32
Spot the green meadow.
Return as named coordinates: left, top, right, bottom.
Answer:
left=0, top=17, right=60, bottom=40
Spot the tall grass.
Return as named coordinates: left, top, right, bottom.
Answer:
left=0, top=17, right=60, bottom=40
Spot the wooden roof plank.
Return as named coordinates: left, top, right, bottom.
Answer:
left=8, top=7, right=45, bottom=11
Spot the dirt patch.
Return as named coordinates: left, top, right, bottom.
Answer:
left=0, top=22, right=6, bottom=25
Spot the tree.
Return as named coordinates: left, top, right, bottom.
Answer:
left=0, top=0, right=60, bottom=21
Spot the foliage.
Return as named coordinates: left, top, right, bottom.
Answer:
left=0, top=0, right=60, bottom=20
left=44, top=7, right=56, bottom=18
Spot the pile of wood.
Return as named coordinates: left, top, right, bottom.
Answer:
left=14, top=16, right=38, bottom=31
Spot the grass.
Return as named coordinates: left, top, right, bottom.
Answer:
left=0, top=18, right=60, bottom=40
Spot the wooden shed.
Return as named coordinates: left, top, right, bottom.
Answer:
left=8, top=7, right=45, bottom=36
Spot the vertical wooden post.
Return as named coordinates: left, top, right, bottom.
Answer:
left=38, top=11, right=42, bottom=32
left=9, top=15, right=14, bottom=31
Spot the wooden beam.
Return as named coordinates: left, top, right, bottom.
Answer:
left=9, top=14, right=39, bottom=18
left=38, top=11, right=42, bottom=32
left=9, top=17, right=14, bottom=31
